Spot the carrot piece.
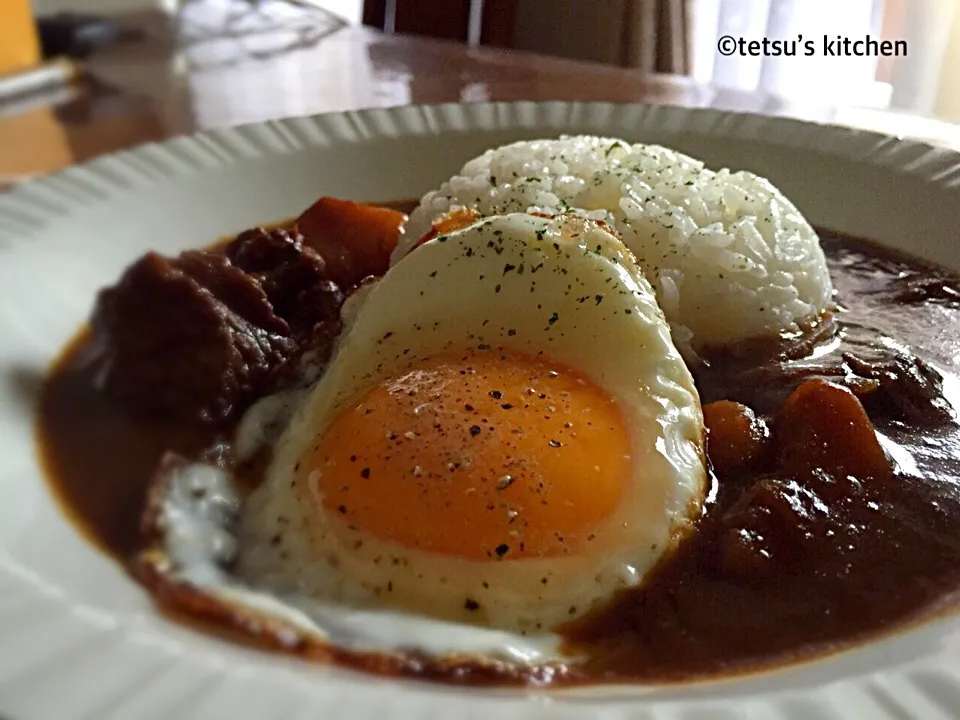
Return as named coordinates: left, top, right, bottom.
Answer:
left=775, top=378, right=891, bottom=483
left=413, top=207, right=482, bottom=250
left=703, top=400, right=769, bottom=477
left=295, top=197, right=406, bottom=288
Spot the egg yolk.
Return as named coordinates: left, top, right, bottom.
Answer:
left=306, top=347, right=632, bottom=561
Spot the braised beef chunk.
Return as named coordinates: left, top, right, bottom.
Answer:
left=226, top=227, right=344, bottom=336
left=227, top=226, right=308, bottom=273
left=91, top=252, right=296, bottom=424
left=719, top=478, right=826, bottom=574
left=844, top=349, right=955, bottom=426
left=175, top=251, right=291, bottom=335
left=91, top=228, right=348, bottom=425
left=893, top=275, right=960, bottom=306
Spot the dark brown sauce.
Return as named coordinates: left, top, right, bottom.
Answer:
left=38, top=203, right=411, bottom=561
left=35, top=217, right=960, bottom=685
left=38, top=335, right=223, bottom=559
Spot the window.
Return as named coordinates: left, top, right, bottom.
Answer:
left=691, top=0, right=957, bottom=115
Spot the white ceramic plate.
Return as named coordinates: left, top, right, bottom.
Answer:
left=3, top=102, right=960, bottom=720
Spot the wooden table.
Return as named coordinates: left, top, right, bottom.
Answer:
left=2, top=1, right=959, bottom=187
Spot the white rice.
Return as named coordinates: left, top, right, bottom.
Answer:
left=394, top=136, right=833, bottom=350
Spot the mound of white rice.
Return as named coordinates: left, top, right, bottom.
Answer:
left=394, top=136, right=833, bottom=350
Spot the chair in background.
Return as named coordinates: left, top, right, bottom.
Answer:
left=361, top=0, right=519, bottom=47
left=360, top=0, right=689, bottom=73
left=511, top=0, right=690, bottom=73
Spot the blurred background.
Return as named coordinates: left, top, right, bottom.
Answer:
left=3, top=0, right=959, bottom=184
left=18, top=0, right=955, bottom=111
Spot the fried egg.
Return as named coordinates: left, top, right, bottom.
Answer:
left=140, top=212, right=707, bottom=668
left=233, top=212, right=706, bottom=634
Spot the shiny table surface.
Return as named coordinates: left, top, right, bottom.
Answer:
left=2, top=3, right=960, bottom=188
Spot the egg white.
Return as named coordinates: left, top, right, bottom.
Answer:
left=233, top=212, right=707, bottom=635
left=139, top=457, right=565, bottom=664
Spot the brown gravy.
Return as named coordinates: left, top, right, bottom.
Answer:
left=35, top=217, right=960, bottom=685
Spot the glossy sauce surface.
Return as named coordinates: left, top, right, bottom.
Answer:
left=37, top=217, right=960, bottom=684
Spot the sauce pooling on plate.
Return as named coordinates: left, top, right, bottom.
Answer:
left=36, top=201, right=960, bottom=685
